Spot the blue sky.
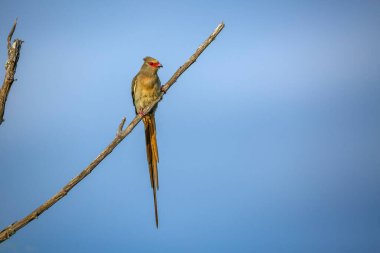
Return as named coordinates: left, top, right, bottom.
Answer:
left=0, top=0, right=379, bottom=252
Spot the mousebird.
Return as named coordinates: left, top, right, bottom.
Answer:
left=131, top=56, right=163, bottom=228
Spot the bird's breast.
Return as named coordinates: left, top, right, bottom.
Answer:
left=134, top=75, right=160, bottom=111
left=138, top=75, right=159, bottom=88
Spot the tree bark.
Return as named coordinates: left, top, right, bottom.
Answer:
left=0, top=19, right=23, bottom=125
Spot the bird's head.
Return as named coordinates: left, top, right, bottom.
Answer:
left=143, top=56, right=163, bottom=70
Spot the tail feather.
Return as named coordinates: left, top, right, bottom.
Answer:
left=150, top=116, right=159, bottom=189
left=143, top=114, right=159, bottom=228
left=153, top=184, right=159, bottom=228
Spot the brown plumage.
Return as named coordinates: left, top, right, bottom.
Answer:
left=131, top=56, right=163, bottom=228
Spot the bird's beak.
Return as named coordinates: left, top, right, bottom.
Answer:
left=157, top=62, right=163, bottom=68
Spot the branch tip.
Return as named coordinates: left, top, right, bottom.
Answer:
left=117, top=116, right=127, bottom=135
left=7, top=19, right=18, bottom=50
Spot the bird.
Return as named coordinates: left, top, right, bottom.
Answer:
left=131, top=56, right=163, bottom=228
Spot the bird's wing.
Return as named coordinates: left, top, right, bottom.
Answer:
left=131, top=75, right=138, bottom=114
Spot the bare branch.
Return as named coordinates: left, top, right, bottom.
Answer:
left=117, top=116, right=127, bottom=136
left=0, top=19, right=23, bottom=125
left=0, top=22, right=225, bottom=243
left=7, top=19, right=17, bottom=50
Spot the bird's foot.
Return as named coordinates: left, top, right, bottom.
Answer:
left=138, top=109, right=145, bottom=117
left=160, top=86, right=166, bottom=94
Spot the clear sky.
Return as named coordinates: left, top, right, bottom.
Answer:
left=0, top=0, right=379, bottom=252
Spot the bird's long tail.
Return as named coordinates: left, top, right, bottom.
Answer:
left=142, top=114, right=159, bottom=228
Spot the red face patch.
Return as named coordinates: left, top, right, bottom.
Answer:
left=148, top=62, right=161, bottom=68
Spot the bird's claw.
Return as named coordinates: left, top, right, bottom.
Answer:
left=160, top=86, right=166, bottom=94
left=138, top=109, right=145, bottom=117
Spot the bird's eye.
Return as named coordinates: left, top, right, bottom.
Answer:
left=148, top=62, right=154, bottom=66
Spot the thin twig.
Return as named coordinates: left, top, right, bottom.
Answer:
left=117, top=116, right=126, bottom=136
left=0, top=19, right=23, bottom=125
left=7, top=18, right=18, bottom=50
left=0, top=22, right=224, bottom=243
